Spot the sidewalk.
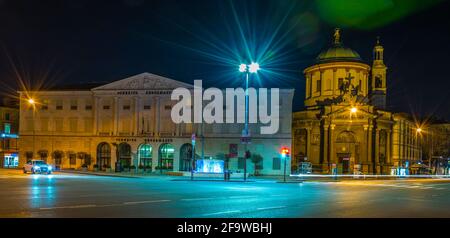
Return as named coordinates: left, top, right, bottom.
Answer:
left=58, top=169, right=180, bottom=179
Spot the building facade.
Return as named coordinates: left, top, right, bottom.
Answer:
left=293, top=29, right=421, bottom=175
left=0, top=101, right=19, bottom=168
left=18, top=73, right=294, bottom=175
left=422, top=123, right=450, bottom=175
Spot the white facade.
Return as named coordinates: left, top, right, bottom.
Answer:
left=18, top=73, right=294, bottom=175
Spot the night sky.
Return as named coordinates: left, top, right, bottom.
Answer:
left=0, top=0, right=449, bottom=121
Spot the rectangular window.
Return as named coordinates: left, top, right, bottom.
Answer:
left=41, top=105, right=48, bottom=110
left=26, top=118, right=34, bottom=131
left=164, top=105, right=172, bottom=110
left=5, top=113, right=10, bottom=121
left=40, top=118, right=49, bottom=132
left=56, top=100, right=63, bottom=110
left=316, top=79, right=321, bottom=92
left=84, top=118, right=93, bottom=133
left=55, top=118, right=63, bottom=132
left=70, top=99, right=78, bottom=110
left=123, top=105, right=131, bottom=110
left=238, top=157, right=245, bottom=170
left=69, top=118, right=78, bottom=132
left=4, top=139, right=10, bottom=149
left=144, top=105, right=151, bottom=110
left=103, top=105, right=110, bottom=110
left=272, top=157, right=281, bottom=170
left=4, top=123, right=11, bottom=134
left=85, top=105, right=92, bottom=110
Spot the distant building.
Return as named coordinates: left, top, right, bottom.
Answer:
left=422, top=123, right=450, bottom=175
left=0, top=99, right=19, bottom=168
left=18, top=73, right=294, bottom=175
left=292, top=29, right=421, bottom=175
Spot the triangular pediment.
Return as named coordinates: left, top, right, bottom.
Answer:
left=92, top=72, right=193, bottom=90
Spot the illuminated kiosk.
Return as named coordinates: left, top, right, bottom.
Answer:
left=181, top=158, right=248, bottom=179
left=196, top=159, right=224, bottom=173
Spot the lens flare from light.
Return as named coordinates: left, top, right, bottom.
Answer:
left=248, top=62, right=260, bottom=73
left=239, top=64, right=247, bottom=72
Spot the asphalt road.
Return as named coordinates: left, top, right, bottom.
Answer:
left=1, top=169, right=450, bottom=218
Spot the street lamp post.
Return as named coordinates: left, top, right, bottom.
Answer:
left=191, top=133, right=196, bottom=181
left=27, top=98, right=36, bottom=161
left=239, top=63, right=259, bottom=181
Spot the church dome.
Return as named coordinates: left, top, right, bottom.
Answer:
left=316, top=28, right=363, bottom=63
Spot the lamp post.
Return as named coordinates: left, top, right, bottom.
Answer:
left=191, top=133, right=196, bottom=181
left=239, top=62, right=259, bottom=181
left=27, top=98, right=36, bottom=161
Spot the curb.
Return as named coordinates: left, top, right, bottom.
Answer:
left=58, top=170, right=144, bottom=179
left=171, top=179, right=256, bottom=182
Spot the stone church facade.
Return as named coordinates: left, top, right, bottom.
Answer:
left=293, top=29, right=421, bottom=175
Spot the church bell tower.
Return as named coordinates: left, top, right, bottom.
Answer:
left=370, top=37, right=387, bottom=110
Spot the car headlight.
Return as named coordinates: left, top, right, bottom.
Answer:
left=48, top=166, right=52, bottom=170
left=34, top=166, right=40, bottom=170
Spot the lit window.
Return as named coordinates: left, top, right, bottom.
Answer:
left=4, top=123, right=11, bottom=134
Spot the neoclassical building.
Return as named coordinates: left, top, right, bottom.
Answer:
left=18, top=73, right=294, bottom=175
left=293, top=29, right=421, bottom=175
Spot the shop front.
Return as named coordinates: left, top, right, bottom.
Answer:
left=2, top=153, right=19, bottom=168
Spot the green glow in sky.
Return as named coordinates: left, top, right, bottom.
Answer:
left=315, top=0, right=444, bottom=30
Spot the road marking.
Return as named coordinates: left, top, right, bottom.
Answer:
left=181, top=197, right=215, bottom=201
left=40, top=204, right=97, bottom=210
left=123, top=200, right=170, bottom=205
left=397, top=198, right=426, bottom=202
left=256, top=206, right=286, bottom=211
left=270, top=194, right=287, bottom=197
left=228, top=195, right=258, bottom=199
left=203, top=210, right=241, bottom=216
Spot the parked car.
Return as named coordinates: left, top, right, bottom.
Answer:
left=23, top=160, right=52, bottom=174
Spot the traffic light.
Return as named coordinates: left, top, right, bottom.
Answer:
left=281, top=147, right=290, bottom=158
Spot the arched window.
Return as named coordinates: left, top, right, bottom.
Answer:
left=158, top=143, right=174, bottom=171
left=97, top=142, right=111, bottom=169
left=138, top=144, right=152, bottom=168
left=118, top=143, right=132, bottom=168
left=179, top=143, right=193, bottom=171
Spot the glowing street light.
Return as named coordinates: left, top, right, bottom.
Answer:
left=27, top=97, right=36, bottom=160
left=239, top=64, right=247, bottom=73
left=248, top=62, right=260, bottom=73
left=416, top=128, right=422, bottom=133
left=350, top=107, right=357, bottom=113
left=238, top=62, right=260, bottom=181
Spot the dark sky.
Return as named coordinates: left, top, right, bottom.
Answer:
left=0, top=0, right=449, bottom=121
